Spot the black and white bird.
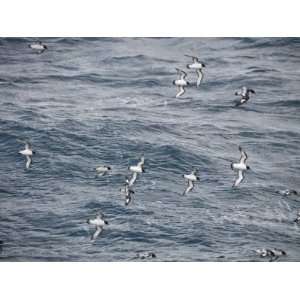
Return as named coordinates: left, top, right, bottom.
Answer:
left=185, top=55, right=206, bottom=87
left=294, top=211, right=300, bottom=224
left=95, top=165, right=111, bottom=176
left=28, top=41, right=48, bottom=54
left=231, top=146, right=250, bottom=187
left=276, top=189, right=298, bottom=196
left=87, top=213, right=108, bottom=241
left=234, top=86, right=255, bottom=106
left=173, top=68, right=189, bottom=98
left=128, top=156, right=145, bottom=186
left=182, top=169, right=200, bottom=195
left=18, top=140, right=35, bottom=169
left=123, top=178, right=135, bottom=206
left=256, top=248, right=286, bottom=262
left=135, top=251, right=156, bottom=260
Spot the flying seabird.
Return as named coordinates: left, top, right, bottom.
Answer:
left=185, top=55, right=206, bottom=87
left=276, top=189, right=298, bottom=196
left=122, top=178, right=135, bottom=206
left=173, top=68, right=189, bottom=98
left=18, top=140, right=35, bottom=169
left=135, top=251, right=156, bottom=260
left=182, top=169, right=200, bottom=195
left=87, top=212, right=108, bottom=241
left=28, top=41, right=48, bottom=54
left=256, top=248, right=286, bottom=262
left=95, top=165, right=111, bottom=176
left=234, top=86, right=255, bottom=106
left=231, top=146, right=250, bottom=187
left=128, top=156, right=145, bottom=186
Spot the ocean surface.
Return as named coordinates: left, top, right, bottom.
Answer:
left=0, top=37, right=299, bottom=261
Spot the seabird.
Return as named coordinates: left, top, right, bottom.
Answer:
left=276, top=189, right=298, bottom=196
left=95, top=165, right=111, bottom=176
left=87, top=212, right=108, bottom=241
left=123, top=178, right=135, bottom=206
left=256, top=248, right=286, bottom=262
left=128, top=156, right=145, bottom=186
left=135, top=252, right=156, bottom=259
left=294, top=211, right=300, bottom=224
left=182, top=169, right=200, bottom=195
left=234, top=86, right=255, bottom=106
left=18, top=140, right=35, bottom=169
left=28, top=41, right=48, bottom=54
left=185, top=55, right=206, bottom=87
left=173, top=68, right=189, bottom=98
left=231, top=146, right=250, bottom=187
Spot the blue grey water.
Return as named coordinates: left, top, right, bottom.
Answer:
left=0, top=37, right=299, bottom=261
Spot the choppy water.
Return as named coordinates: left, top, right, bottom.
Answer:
left=0, top=37, right=300, bottom=261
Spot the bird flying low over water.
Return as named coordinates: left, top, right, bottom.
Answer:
left=256, top=248, right=286, bottom=262
left=28, top=41, right=48, bottom=54
left=122, top=178, right=135, bottom=206
left=276, top=189, right=298, bottom=196
left=87, top=212, right=108, bottom=241
left=173, top=68, right=189, bottom=98
left=128, top=156, right=145, bottom=186
left=231, top=146, right=250, bottom=187
left=18, top=140, right=35, bottom=169
left=95, top=165, right=111, bottom=176
left=185, top=55, right=206, bottom=87
left=135, top=251, right=156, bottom=260
left=182, top=169, right=200, bottom=195
left=234, top=86, right=255, bottom=106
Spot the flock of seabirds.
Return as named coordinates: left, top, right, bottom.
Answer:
left=0, top=40, right=299, bottom=262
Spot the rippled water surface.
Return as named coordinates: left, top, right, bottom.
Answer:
left=0, top=37, right=300, bottom=261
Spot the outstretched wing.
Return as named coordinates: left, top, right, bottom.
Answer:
left=184, top=54, right=198, bottom=63
left=129, top=172, right=138, bottom=186
left=91, top=226, right=103, bottom=241
left=176, top=86, right=185, bottom=98
left=137, top=156, right=145, bottom=167
left=175, top=68, right=187, bottom=79
left=196, top=69, right=203, bottom=86
left=233, top=170, right=244, bottom=187
left=25, top=156, right=32, bottom=169
left=239, top=146, right=248, bottom=164
left=183, top=180, right=194, bottom=195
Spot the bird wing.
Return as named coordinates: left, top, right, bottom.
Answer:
left=196, top=69, right=203, bottom=86
left=91, top=226, right=103, bottom=241
left=183, top=180, right=194, bottom=195
left=233, top=170, right=244, bottom=187
left=241, top=86, right=248, bottom=97
left=184, top=54, right=198, bottom=63
left=239, top=147, right=248, bottom=164
left=137, top=156, right=145, bottom=167
left=176, top=86, right=185, bottom=98
left=97, top=212, right=104, bottom=219
left=129, top=172, right=138, bottom=186
left=25, top=156, right=32, bottom=169
left=176, top=68, right=187, bottom=79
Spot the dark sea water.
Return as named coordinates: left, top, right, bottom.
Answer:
left=0, top=37, right=299, bottom=261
